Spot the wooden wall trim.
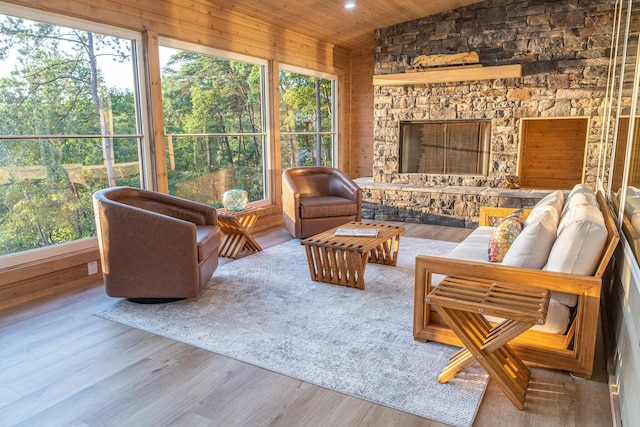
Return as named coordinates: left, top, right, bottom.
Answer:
left=349, top=46, right=375, bottom=178
left=142, top=30, right=168, bottom=193
left=0, top=248, right=103, bottom=311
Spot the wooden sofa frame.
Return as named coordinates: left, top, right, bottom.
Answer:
left=413, top=191, right=619, bottom=378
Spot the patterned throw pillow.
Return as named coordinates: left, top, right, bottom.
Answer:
left=488, top=210, right=525, bottom=262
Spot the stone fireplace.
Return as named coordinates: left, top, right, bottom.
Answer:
left=356, top=0, right=615, bottom=227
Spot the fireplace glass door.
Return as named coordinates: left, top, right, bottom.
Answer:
left=399, top=120, right=490, bottom=175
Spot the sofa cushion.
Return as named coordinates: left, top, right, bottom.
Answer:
left=485, top=297, right=570, bottom=334
left=448, top=226, right=496, bottom=263
left=488, top=210, right=524, bottom=262
left=525, top=190, right=564, bottom=227
left=502, top=210, right=557, bottom=269
left=558, top=204, right=605, bottom=234
left=562, top=184, right=598, bottom=215
left=544, top=217, right=607, bottom=308
left=546, top=218, right=607, bottom=277
left=299, top=196, right=358, bottom=219
left=432, top=226, right=494, bottom=287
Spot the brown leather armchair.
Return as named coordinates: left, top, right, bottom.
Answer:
left=282, top=166, right=362, bottom=239
left=93, top=187, right=221, bottom=302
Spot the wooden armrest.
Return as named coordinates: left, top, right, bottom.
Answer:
left=415, top=255, right=601, bottom=296
left=479, top=207, right=531, bottom=226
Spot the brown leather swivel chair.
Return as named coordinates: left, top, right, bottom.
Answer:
left=93, top=187, right=221, bottom=302
left=282, top=166, right=362, bottom=239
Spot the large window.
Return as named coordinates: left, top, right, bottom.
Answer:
left=0, top=9, right=146, bottom=258
left=279, top=66, right=336, bottom=168
left=159, top=41, right=268, bottom=206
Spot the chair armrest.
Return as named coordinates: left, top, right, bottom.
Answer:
left=282, top=171, right=301, bottom=221
left=328, top=169, right=361, bottom=201
left=415, top=255, right=601, bottom=296
left=479, top=207, right=531, bottom=226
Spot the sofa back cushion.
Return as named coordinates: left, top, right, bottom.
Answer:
left=525, top=190, right=564, bottom=227
left=502, top=210, right=557, bottom=269
left=546, top=208, right=607, bottom=276
left=561, top=183, right=598, bottom=215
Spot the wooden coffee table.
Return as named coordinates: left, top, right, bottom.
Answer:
left=301, top=221, right=405, bottom=290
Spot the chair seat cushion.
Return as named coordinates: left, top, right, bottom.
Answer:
left=299, top=196, right=358, bottom=219
left=196, top=225, right=221, bottom=262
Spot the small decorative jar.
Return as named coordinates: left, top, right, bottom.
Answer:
left=222, top=189, right=248, bottom=211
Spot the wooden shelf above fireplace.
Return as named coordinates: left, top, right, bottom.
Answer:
left=373, top=64, right=522, bottom=86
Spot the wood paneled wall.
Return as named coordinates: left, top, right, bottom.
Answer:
left=0, top=0, right=376, bottom=309
left=349, top=46, right=375, bottom=178
left=518, top=118, right=589, bottom=190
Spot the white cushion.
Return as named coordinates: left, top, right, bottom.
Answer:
left=562, top=184, right=597, bottom=215
left=624, top=195, right=640, bottom=217
left=432, top=226, right=493, bottom=286
left=632, top=212, right=640, bottom=232
left=627, top=186, right=640, bottom=197
left=446, top=226, right=495, bottom=263
left=550, top=291, right=579, bottom=308
left=558, top=204, right=605, bottom=235
left=545, top=219, right=607, bottom=276
left=525, top=190, right=564, bottom=227
left=502, top=210, right=557, bottom=269
left=485, top=298, right=570, bottom=334
left=567, top=183, right=596, bottom=198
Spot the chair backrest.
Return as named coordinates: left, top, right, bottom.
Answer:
left=95, top=186, right=210, bottom=225
left=285, top=166, right=336, bottom=197
left=292, top=173, right=332, bottom=197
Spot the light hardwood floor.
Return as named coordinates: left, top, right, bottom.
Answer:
left=0, top=222, right=613, bottom=426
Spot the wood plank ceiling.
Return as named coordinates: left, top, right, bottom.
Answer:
left=204, top=0, right=487, bottom=50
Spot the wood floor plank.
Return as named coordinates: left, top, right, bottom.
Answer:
left=0, top=223, right=612, bottom=427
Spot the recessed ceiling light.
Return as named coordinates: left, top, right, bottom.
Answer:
left=344, top=1, right=356, bottom=10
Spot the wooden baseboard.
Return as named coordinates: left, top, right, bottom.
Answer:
left=0, top=247, right=102, bottom=312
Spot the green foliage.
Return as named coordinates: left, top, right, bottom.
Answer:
left=279, top=71, right=334, bottom=167
left=0, top=14, right=335, bottom=257
left=0, top=15, right=136, bottom=256
left=160, top=48, right=265, bottom=203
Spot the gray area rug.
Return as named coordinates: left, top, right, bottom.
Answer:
left=96, top=237, right=488, bottom=427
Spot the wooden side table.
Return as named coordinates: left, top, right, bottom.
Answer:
left=217, top=206, right=263, bottom=258
left=426, top=278, right=550, bottom=410
left=300, top=221, right=405, bottom=290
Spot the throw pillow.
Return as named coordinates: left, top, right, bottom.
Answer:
left=488, top=210, right=525, bottom=262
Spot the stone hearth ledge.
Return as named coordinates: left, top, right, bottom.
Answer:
left=354, top=177, right=556, bottom=228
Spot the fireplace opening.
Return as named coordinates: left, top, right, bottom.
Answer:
left=399, top=120, right=491, bottom=175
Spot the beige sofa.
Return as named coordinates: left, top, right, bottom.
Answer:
left=414, top=184, right=619, bottom=378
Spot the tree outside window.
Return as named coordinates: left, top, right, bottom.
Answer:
left=0, top=14, right=143, bottom=256
left=159, top=45, right=267, bottom=206
left=279, top=69, right=335, bottom=168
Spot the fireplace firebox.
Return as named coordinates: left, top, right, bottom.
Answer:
left=399, top=120, right=491, bottom=175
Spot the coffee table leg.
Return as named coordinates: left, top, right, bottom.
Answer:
left=369, top=233, right=401, bottom=265
left=303, top=245, right=369, bottom=290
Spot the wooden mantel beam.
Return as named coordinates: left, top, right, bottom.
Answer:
left=373, top=64, right=522, bottom=86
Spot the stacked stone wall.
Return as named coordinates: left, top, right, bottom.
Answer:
left=373, top=0, right=615, bottom=188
